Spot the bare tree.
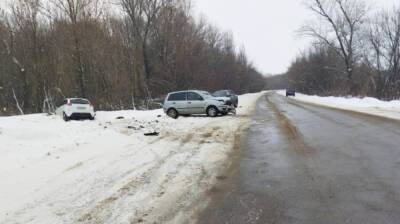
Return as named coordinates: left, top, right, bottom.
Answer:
left=367, top=7, right=400, bottom=98
left=1, top=0, right=40, bottom=113
left=301, top=0, right=368, bottom=93
left=12, top=0, right=45, bottom=112
left=119, top=0, right=171, bottom=107
left=50, top=0, right=102, bottom=98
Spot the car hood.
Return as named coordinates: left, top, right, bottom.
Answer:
left=210, top=96, right=231, bottom=101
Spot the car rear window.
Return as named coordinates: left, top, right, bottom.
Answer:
left=168, top=92, right=186, bottom=101
left=70, top=99, right=90, bottom=104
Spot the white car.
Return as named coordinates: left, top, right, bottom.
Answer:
left=163, top=90, right=235, bottom=119
left=56, top=98, right=95, bottom=121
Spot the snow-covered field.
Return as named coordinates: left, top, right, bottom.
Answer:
left=277, top=90, right=400, bottom=120
left=0, top=92, right=264, bottom=224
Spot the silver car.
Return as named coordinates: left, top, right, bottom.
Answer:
left=163, top=90, right=235, bottom=119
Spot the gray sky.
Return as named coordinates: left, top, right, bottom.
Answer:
left=193, top=0, right=399, bottom=75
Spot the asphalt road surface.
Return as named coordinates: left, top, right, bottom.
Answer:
left=199, top=92, right=400, bottom=224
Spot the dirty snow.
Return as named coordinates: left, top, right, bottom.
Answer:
left=0, top=92, right=264, bottom=224
left=277, top=90, right=400, bottom=120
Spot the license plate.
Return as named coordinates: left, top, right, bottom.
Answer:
left=77, top=107, right=86, bottom=110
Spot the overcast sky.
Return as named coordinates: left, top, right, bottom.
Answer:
left=193, top=0, right=399, bottom=75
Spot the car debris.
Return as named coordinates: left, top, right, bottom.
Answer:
left=144, top=132, right=159, bottom=136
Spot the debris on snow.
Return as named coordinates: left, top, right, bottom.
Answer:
left=144, top=132, right=159, bottom=136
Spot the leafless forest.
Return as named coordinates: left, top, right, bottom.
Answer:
left=286, top=0, right=400, bottom=99
left=0, top=0, right=265, bottom=115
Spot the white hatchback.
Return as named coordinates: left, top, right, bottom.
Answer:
left=56, top=98, right=95, bottom=121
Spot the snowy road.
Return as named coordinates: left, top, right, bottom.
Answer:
left=0, top=93, right=263, bottom=224
left=199, top=92, right=400, bottom=224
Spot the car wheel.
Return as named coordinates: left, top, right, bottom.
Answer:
left=90, top=116, right=95, bottom=120
left=167, top=108, right=179, bottom=119
left=63, top=113, right=70, bottom=122
left=207, top=106, right=218, bottom=117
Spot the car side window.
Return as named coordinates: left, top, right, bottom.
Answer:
left=187, top=92, right=204, bottom=101
left=168, top=92, right=187, bottom=101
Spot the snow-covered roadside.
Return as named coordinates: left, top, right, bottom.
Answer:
left=0, top=92, right=264, bottom=224
left=277, top=90, right=400, bottom=120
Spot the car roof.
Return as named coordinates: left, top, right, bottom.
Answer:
left=214, top=90, right=231, bottom=92
left=66, top=98, right=90, bottom=100
left=168, top=90, right=206, bottom=94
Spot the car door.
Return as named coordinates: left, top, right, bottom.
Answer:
left=187, top=92, right=206, bottom=114
left=168, top=92, right=188, bottom=114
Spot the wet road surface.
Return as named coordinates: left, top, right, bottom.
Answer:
left=199, top=93, right=400, bottom=224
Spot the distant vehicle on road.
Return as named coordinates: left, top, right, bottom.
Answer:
left=56, top=98, right=95, bottom=121
left=163, top=90, right=235, bottom=119
left=213, top=90, right=239, bottom=108
left=286, top=89, right=296, bottom=97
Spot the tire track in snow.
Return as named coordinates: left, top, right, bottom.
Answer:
left=76, top=123, right=239, bottom=224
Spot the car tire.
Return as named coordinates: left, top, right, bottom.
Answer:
left=63, top=113, right=70, bottom=122
left=206, top=106, right=218, bottom=117
left=90, top=116, right=95, bottom=120
left=167, top=108, right=179, bottom=119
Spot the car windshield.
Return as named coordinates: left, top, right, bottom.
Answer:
left=70, top=99, right=90, bottom=104
left=213, top=91, right=227, bottom=97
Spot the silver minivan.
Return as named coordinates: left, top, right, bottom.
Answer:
left=163, top=90, right=235, bottom=119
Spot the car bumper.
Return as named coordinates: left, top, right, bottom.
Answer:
left=69, top=113, right=95, bottom=119
left=217, top=105, right=235, bottom=112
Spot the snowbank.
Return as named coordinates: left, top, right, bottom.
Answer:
left=0, top=92, right=264, bottom=224
left=277, top=90, right=400, bottom=120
